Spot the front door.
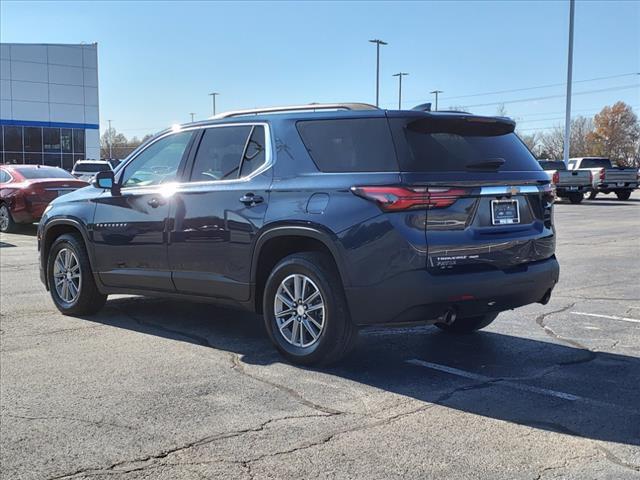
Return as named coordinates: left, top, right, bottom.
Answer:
left=168, top=124, right=272, bottom=301
left=92, top=130, right=195, bottom=291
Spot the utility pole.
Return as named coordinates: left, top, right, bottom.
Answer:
left=392, top=72, right=408, bottom=110
left=107, top=119, right=113, bottom=159
left=430, top=90, right=443, bottom=111
left=209, top=92, right=219, bottom=117
left=369, top=39, right=387, bottom=107
left=189, top=112, right=195, bottom=122
left=563, top=0, right=575, bottom=167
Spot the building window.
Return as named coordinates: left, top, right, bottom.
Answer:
left=73, top=129, right=85, bottom=156
left=4, top=152, right=24, bottom=164
left=4, top=126, right=23, bottom=152
left=24, top=127, right=43, bottom=152
left=62, top=154, right=74, bottom=171
left=25, top=152, right=44, bottom=165
left=61, top=129, right=73, bottom=153
left=43, top=128, right=62, bottom=153
left=44, top=153, right=62, bottom=168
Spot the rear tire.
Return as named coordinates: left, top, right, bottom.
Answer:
left=616, top=190, right=631, bottom=201
left=263, top=252, right=357, bottom=366
left=0, top=204, right=16, bottom=233
left=587, top=191, right=598, bottom=200
left=47, top=233, right=107, bottom=315
left=568, top=193, right=583, bottom=204
left=436, top=312, right=499, bottom=334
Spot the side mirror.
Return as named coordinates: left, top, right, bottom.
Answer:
left=94, top=170, right=119, bottom=194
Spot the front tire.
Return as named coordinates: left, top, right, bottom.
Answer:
left=263, top=252, right=357, bottom=366
left=616, top=190, right=631, bottom=201
left=0, top=204, right=16, bottom=233
left=436, top=312, right=499, bottom=334
left=568, top=192, right=583, bottom=204
left=47, top=233, right=107, bottom=315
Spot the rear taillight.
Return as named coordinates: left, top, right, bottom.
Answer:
left=599, top=168, right=605, bottom=181
left=551, top=171, right=559, bottom=184
left=589, top=171, right=593, bottom=183
left=350, top=186, right=469, bottom=211
left=542, top=184, right=555, bottom=205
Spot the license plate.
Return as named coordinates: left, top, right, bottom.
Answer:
left=491, top=199, right=520, bottom=225
left=569, top=186, right=578, bottom=191
left=617, top=182, right=625, bottom=187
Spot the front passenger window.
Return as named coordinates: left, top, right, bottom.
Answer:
left=121, top=131, right=193, bottom=188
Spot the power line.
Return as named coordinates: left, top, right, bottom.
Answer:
left=438, top=72, right=639, bottom=102
left=460, top=84, right=639, bottom=109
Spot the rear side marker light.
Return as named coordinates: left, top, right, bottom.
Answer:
left=350, top=186, right=469, bottom=211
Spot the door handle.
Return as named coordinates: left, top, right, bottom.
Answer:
left=147, top=197, right=166, bottom=208
left=239, top=193, right=264, bottom=206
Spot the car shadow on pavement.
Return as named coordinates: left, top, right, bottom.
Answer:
left=89, top=296, right=640, bottom=447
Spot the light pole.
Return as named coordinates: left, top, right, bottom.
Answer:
left=107, top=119, right=113, bottom=159
left=189, top=112, right=195, bottom=122
left=563, top=0, right=575, bottom=167
left=430, top=90, right=443, bottom=111
left=392, top=72, right=408, bottom=110
left=369, top=39, right=387, bottom=107
left=209, top=92, right=219, bottom=117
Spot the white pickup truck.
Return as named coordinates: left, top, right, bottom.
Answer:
left=568, top=157, right=639, bottom=200
left=539, top=160, right=592, bottom=204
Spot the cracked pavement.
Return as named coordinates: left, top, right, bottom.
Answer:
left=1, top=192, right=639, bottom=479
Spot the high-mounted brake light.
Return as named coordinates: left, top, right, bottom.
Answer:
left=551, top=171, right=560, bottom=185
left=350, top=186, right=469, bottom=211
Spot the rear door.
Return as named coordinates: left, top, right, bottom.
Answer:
left=388, top=112, right=555, bottom=274
left=168, top=123, right=272, bottom=301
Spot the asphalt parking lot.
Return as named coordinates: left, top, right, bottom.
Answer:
left=1, top=192, right=639, bottom=480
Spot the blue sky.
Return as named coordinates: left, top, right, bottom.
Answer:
left=1, top=0, right=638, bottom=138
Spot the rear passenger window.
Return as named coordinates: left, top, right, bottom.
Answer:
left=239, top=126, right=267, bottom=178
left=190, top=126, right=252, bottom=181
left=296, top=118, right=398, bottom=172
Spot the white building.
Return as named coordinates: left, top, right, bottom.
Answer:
left=0, top=42, right=100, bottom=169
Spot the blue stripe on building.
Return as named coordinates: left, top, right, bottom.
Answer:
left=0, top=119, right=100, bottom=130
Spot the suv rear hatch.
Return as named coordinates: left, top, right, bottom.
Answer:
left=387, top=112, right=555, bottom=273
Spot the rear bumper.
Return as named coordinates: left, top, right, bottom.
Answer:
left=598, top=183, right=638, bottom=191
left=345, top=256, right=560, bottom=326
left=556, top=185, right=591, bottom=195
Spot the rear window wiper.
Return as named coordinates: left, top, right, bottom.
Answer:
left=465, top=158, right=506, bottom=170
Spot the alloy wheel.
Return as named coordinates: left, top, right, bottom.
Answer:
left=274, top=273, right=325, bottom=348
left=53, top=248, right=82, bottom=304
left=0, top=205, right=9, bottom=232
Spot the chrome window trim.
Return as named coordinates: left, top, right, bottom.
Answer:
left=117, top=122, right=272, bottom=192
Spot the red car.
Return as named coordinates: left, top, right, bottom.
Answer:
left=0, top=165, right=88, bottom=233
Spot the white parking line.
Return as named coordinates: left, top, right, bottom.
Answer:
left=571, top=312, right=640, bottom=324
left=406, top=359, right=635, bottom=412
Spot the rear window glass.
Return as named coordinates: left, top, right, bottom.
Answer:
left=74, top=163, right=112, bottom=173
left=579, top=158, right=612, bottom=169
left=539, top=161, right=566, bottom=171
left=15, top=167, right=75, bottom=179
left=296, top=118, right=398, bottom=172
left=389, top=118, right=541, bottom=172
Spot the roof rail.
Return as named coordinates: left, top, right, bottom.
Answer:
left=212, top=102, right=378, bottom=119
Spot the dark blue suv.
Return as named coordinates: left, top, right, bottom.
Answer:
left=38, top=103, right=559, bottom=365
